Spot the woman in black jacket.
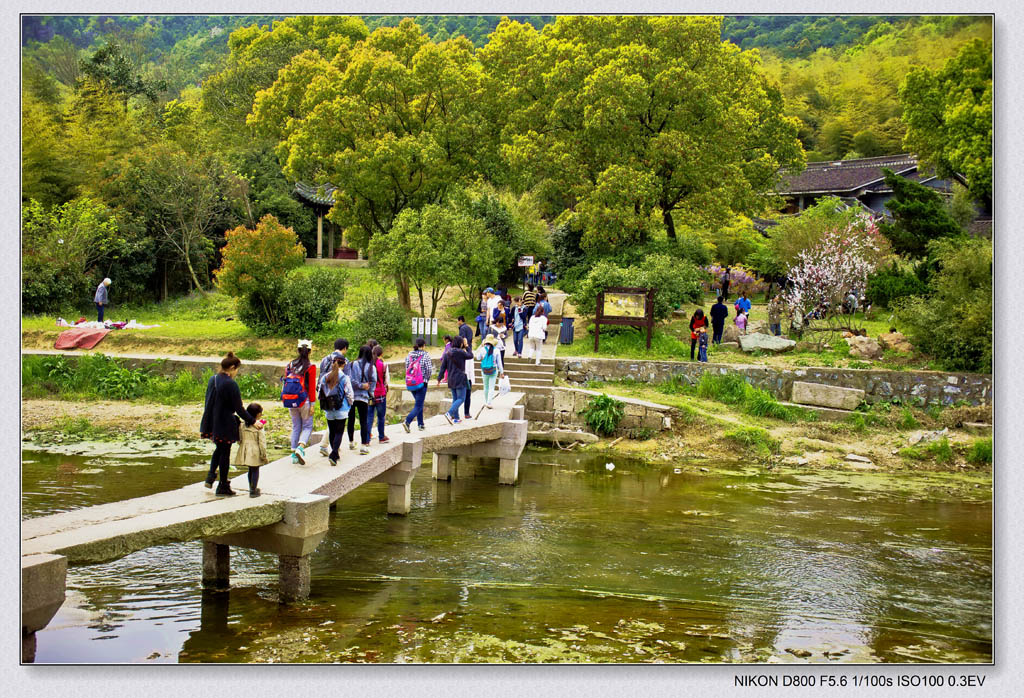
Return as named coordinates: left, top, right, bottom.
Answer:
left=200, top=352, right=258, bottom=496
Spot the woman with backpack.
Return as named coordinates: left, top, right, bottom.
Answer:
left=347, top=345, right=377, bottom=455
left=319, top=354, right=355, bottom=467
left=282, top=339, right=317, bottom=465
left=200, top=352, right=261, bottom=497
left=370, top=345, right=390, bottom=443
left=402, top=338, right=433, bottom=433
left=474, top=335, right=506, bottom=408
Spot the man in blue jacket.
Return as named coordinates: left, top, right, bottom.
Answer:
left=94, top=278, right=111, bottom=321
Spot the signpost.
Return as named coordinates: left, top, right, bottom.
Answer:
left=517, top=255, right=534, bottom=267
left=594, top=286, right=656, bottom=351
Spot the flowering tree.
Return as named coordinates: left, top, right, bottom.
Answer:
left=782, top=215, right=888, bottom=343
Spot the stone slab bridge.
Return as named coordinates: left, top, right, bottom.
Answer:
left=21, top=391, right=528, bottom=662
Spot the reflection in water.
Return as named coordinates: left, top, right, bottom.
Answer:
left=22, top=443, right=992, bottom=663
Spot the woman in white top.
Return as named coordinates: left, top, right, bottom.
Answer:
left=527, top=307, right=549, bottom=366
left=474, top=335, right=506, bottom=407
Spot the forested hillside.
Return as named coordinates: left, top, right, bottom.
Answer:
left=21, top=14, right=992, bottom=330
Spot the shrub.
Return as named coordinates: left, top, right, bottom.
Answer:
left=571, top=254, right=702, bottom=321
left=968, top=437, right=992, bottom=466
left=724, top=426, right=780, bottom=458
left=216, top=215, right=305, bottom=329
left=353, top=294, right=406, bottom=344
left=897, top=237, right=992, bottom=373
left=695, top=373, right=748, bottom=404
left=276, top=267, right=347, bottom=336
left=235, top=372, right=277, bottom=401
left=97, top=364, right=148, bottom=400
left=865, top=265, right=929, bottom=309
left=580, top=394, right=626, bottom=436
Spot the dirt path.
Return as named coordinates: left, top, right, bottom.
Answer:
left=22, top=399, right=206, bottom=437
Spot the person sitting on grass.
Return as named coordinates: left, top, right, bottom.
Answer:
left=232, top=403, right=268, bottom=497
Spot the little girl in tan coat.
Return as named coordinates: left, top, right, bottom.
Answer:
left=232, top=403, right=268, bottom=497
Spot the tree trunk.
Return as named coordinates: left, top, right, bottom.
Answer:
left=395, top=277, right=411, bottom=311
left=183, top=245, right=207, bottom=296
left=417, top=286, right=426, bottom=317
left=161, top=260, right=168, bottom=302
left=430, top=289, right=444, bottom=319
left=662, top=208, right=676, bottom=239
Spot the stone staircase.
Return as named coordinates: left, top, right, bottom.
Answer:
left=504, top=309, right=562, bottom=425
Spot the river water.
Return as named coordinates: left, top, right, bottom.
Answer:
left=22, top=441, right=992, bottom=663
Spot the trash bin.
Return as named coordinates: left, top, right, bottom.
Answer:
left=559, top=317, right=575, bottom=344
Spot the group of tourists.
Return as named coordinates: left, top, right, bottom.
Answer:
left=197, top=282, right=562, bottom=495
left=199, top=336, right=393, bottom=496
left=685, top=291, right=789, bottom=363
left=474, top=284, right=552, bottom=365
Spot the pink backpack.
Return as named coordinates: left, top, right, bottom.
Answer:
left=406, top=353, right=424, bottom=386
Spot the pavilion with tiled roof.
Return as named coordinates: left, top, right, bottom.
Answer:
left=293, top=182, right=359, bottom=259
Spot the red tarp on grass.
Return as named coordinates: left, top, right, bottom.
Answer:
left=54, top=328, right=110, bottom=350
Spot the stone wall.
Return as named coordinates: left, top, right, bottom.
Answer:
left=549, top=388, right=672, bottom=431
left=557, top=358, right=992, bottom=407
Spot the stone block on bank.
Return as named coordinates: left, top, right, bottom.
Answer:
left=739, top=332, right=796, bottom=354
left=846, top=335, right=883, bottom=360
left=878, top=331, right=915, bottom=353
left=791, top=381, right=864, bottom=411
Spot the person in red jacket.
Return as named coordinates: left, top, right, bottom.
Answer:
left=286, top=339, right=317, bottom=464
left=689, top=309, right=708, bottom=361
left=370, top=344, right=391, bottom=443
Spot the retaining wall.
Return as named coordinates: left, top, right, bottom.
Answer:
left=556, top=358, right=992, bottom=406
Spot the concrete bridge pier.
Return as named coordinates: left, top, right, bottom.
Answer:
left=202, top=541, right=230, bottom=588
left=206, top=494, right=330, bottom=603
left=432, top=415, right=528, bottom=487
left=21, top=553, right=67, bottom=663
left=370, top=440, right=424, bottom=515
left=432, top=452, right=454, bottom=481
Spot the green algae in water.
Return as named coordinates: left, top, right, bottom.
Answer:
left=23, top=445, right=992, bottom=663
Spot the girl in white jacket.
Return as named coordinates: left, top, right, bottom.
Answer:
left=527, top=308, right=549, bottom=365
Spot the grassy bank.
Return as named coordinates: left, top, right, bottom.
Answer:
left=573, top=373, right=992, bottom=474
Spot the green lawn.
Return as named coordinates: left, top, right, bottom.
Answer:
left=558, top=293, right=931, bottom=371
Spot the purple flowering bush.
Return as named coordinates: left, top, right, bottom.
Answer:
left=704, top=264, right=767, bottom=296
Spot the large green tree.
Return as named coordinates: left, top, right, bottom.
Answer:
left=479, top=16, right=804, bottom=251
left=900, top=38, right=992, bottom=204
left=250, top=19, right=493, bottom=307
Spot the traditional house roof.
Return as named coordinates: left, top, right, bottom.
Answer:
left=777, top=154, right=919, bottom=196
left=294, top=181, right=338, bottom=207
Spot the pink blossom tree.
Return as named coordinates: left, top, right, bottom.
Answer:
left=783, top=214, right=888, bottom=344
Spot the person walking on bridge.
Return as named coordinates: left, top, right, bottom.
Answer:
left=475, top=335, right=506, bottom=408
left=284, top=339, right=316, bottom=465
left=348, top=345, right=377, bottom=455
left=319, top=354, right=355, bottom=467
left=402, top=338, right=433, bottom=432
left=441, top=337, right=473, bottom=425
left=200, top=352, right=262, bottom=497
